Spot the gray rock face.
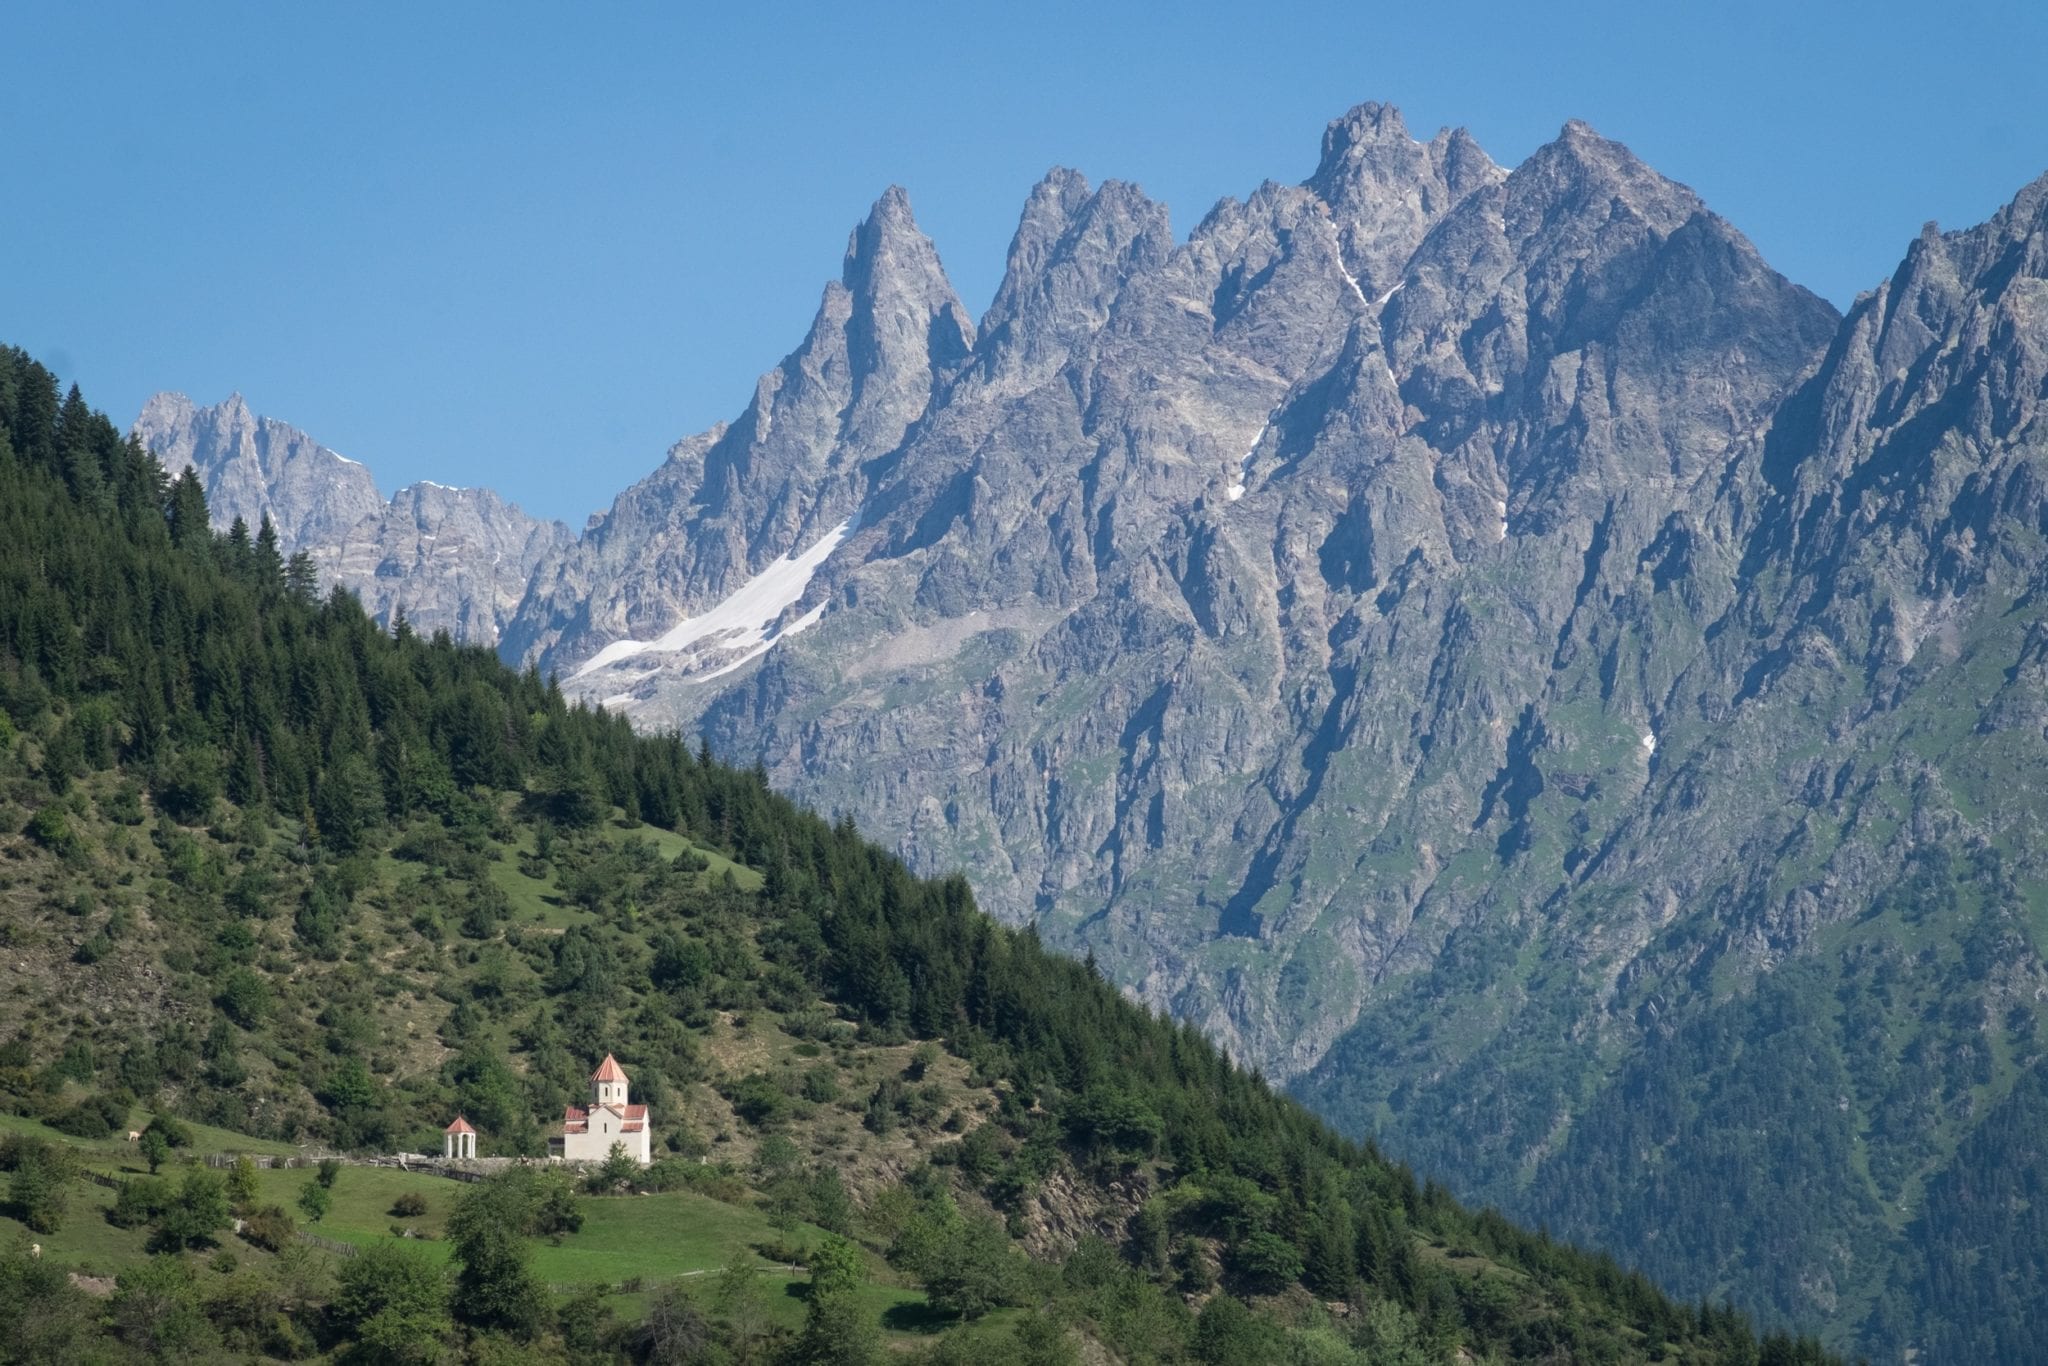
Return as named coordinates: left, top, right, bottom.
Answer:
left=133, top=394, right=569, bottom=645
left=501, top=187, right=976, bottom=678
left=135, top=391, right=384, bottom=545
left=567, top=109, right=1835, bottom=1074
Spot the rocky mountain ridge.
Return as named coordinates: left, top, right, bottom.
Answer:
left=134, top=391, right=571, bottom=645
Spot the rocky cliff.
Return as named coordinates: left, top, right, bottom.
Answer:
left=134, top=393, right=570, bottom=645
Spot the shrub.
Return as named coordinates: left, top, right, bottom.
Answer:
left=151, top=1167, right=231, bottom=1251
left=48, top=1092, right=128, bottom=1139
left=109, top=1175, right=174, bottom=1229
left=216, top=969, right=271, bottom=1028
left=25, top=804, right=81, bottom=858
left=332, top=1239, right=450, bottom=1362
left=297, top=1182, right=332, bottom=1223
left=1228, top=1230, right=1304, bottom=1294
left=143, top=1115, right=195, bottom=1149
left=392, top=1191, right=430, bottom=1218
left=239, top=1203, right=296, bottom=1252
left=8, top=1139, right=77, bottom=1233
left=225, top=1155, right=258, bottom=1204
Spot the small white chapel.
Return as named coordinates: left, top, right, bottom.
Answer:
left=549, top=1053, right=653, bottom=1165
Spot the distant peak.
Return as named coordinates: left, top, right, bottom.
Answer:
left=1320, top=101, right=1410, bottom=160
left=1533, top=117, right=1649, bottom=175
left=1518, top=117, right=1684, bottom=212
left=869, top=183, right=914, bottom=225
left=138, top=390, right=194, bottom=418
left=1037, top=165, right=1090, bottom=191
left=1309, top=102, right=1427, bottom=186
left=844, top=182, right=943, bottom=281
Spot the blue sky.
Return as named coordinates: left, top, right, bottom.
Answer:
left=4, top=1, right=2044, bottom=524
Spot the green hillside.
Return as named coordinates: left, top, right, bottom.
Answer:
left=0, top=347, right=1835, bottom=1362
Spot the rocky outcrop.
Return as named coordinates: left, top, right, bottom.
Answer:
left=133, top=394, right=569, bottom=646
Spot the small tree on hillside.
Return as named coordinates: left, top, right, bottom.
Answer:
left=712, top=1249, right=772, bottom=1363
left=151, top=1167, right=230, bottom=1251
left=8, top=1139, right=76, bottom=1233
left=332, top=1239, right=449, bottom=1365
left=446, top=1171, right=552, bottom=1339
left=297, top=1181, right=332, bottom=1223
left=224, top=1154, right=258, bottom=1203
left=139, top=1127, right=171, bottom=1175
left=791, top=1235, right=879, bottom=1366
left=588, top=1140, right=639, bottom=1194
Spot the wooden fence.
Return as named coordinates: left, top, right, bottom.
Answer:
left=199, top=1153, right=502, bottom=1182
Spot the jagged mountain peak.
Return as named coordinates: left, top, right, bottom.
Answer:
left=1506, top=117, right=1705, bottom=233
left=979, top=170, right=1173, bottom=377
left=138, top=389, right=196, bottom=424
left=1304, top=98, right=1503, bottom=301
left=838, top=183, right=976, bottom=377
left=1314, top=99, right=1412, bottom=164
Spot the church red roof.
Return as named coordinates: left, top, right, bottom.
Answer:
left=561, top=1105, right=589, bottom=1135
left=444, top=1116, right=476, bottom=1135
left=590, top=1054, right=628, bottom=1083
left=622, top=1104, right=647, bottom=1120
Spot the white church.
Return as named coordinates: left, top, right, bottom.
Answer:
left=548, top=1054, right=653, bottom=1164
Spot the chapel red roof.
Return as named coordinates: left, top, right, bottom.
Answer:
left=590, top=1054, right=628, bottom=1083
left=562, top=1105, right=589, bottom=1135
left=444, top=1116, right=476, bottom=1135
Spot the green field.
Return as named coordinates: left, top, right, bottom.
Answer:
left=2, top=1139, right=937, bottom=1340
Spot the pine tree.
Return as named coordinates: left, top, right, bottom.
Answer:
left=254, top=514, right=284, bottom=587
left=167, top=468, right=210, bottom=548
left=284, top=549, right=319, bottom=603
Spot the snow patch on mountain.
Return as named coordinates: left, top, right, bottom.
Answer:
left=571, top=514, right=858, bottom=681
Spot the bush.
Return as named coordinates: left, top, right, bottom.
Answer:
left=24, top=804, right=81, bottom=858
left=239, top=1203, right=296, bottom=1252
left=151, top=1168, right=231, bottom=1251
left=1228, top=1230, right=1304, bottom=1294
left=216, top=969, right=271, bottom=1028
left=392, top=1191, right=430, bottom=1218
left=225, top=1155, right=258, bottom=1204
left=144, top=1114, right=195, bottom=1149
left=727, top=1072, right=790, bottom=1129
left=297, top=1182, right=332, bottom=1223
left=151, top=746, right=223, bottom=824
left=7, top=1139, right=77, bottom=1233
left=108, top=1175, right=174, bottom=1229
left=333, top=1240, right=450, bottom=1363
left=48, top=1092, right=128, bottom=1139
